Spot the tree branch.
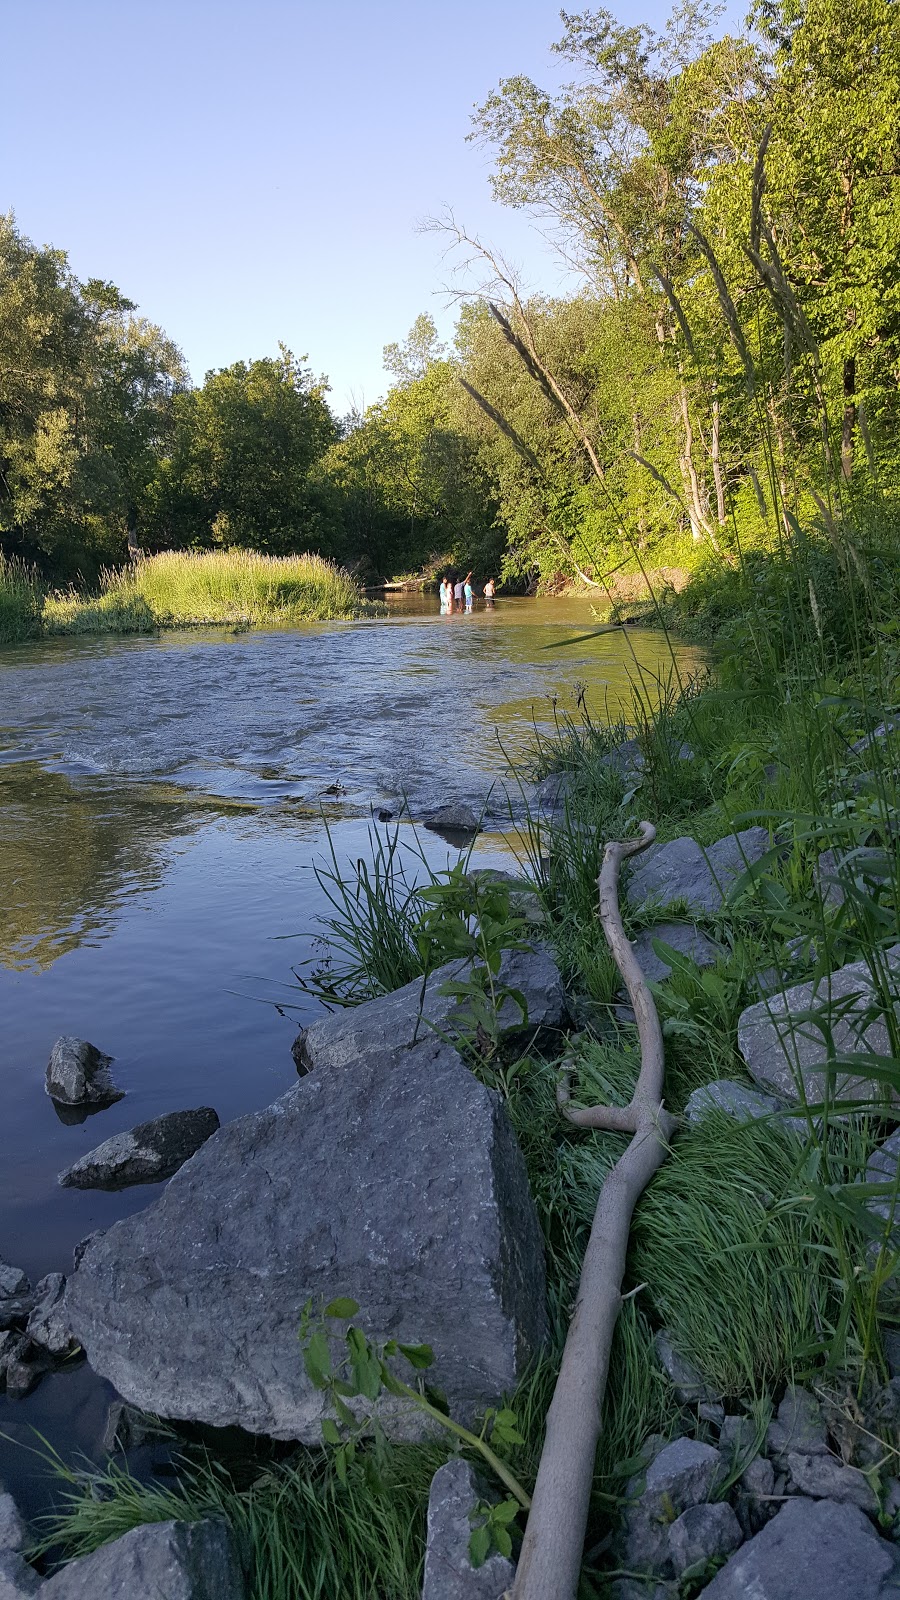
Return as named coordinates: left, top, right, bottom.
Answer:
left=511, top=821, right=676, bottom=1600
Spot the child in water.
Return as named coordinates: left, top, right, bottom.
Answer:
left=464, top=573, right=473, bottom=610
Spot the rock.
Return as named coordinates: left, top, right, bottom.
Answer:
left=25, top=1275, right=75, bottom=1357
left=0, top=1333, right=19, bottom=1378
left=852, top=716, right=900, bottom=755
left=813, top=848, right=891, bottom=910
left=766, top=1387, right=829, bottom=1461
left=294, top=945, right=569, bottom=1074
left=684, top=1080, right=787, bottom=1127
left=741, top=1454, right=775, bottom=1498
left=737, top=949, right=900, bottom=1105
left=45, top=1038, right=122, bottom=1108
left=66, top=1037, right=548, bottom=1441
left=424, top=804, right=481, bottom=837
left=784, top=1451, right=879, bottom=1512
left=642, top=1438, right=723, bottom=1516
left=0, top=1268, right=28, bottom=1301
left=0, top=1495, right=25, bottom=1554
left=602, top=738, right=645, bottom=780
left=653, top=1331, right=721, bottom=1405
left=0, top=1550, right=40, bottom=1598
left=40, top=1517, right=245, bottom=1599
left=719, top=1415, right=757, bottom=1463
left=669, top=1502, right=743, bottom=1577
left=3, top=1348, right=46, bottom=1401
left=629, top=923, right=723, bottom=985
left=58, top=1108, right=220, bottom=1191
left=534, top=770, right=574, bottom=814
left=626, top=829, right=771, bottom=916
left=101, top=1400, right=164, bottom=1455
left=865, top=1129, right=900, bottom=1253
left=698, top=1495, right=900, bottom=1598
left=421, top=1458, right=516, bottom=1600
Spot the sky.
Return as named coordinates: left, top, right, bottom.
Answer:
left=3, top=0, right=741, bottom=414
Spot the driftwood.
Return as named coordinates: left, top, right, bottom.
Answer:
left=511, top=821, right=677, bottom=1600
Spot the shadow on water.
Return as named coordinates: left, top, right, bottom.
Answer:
left=0, top=597, right=703, bottom=1516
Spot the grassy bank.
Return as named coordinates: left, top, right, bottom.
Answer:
left=0, top=550, right=377, bottom=643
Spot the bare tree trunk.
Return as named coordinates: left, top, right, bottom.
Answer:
left=511, top=822, right=676, bottom=1600
left=677, top=383, right=711, bottom=545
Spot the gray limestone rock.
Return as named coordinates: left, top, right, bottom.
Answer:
left=642, top=1438, right=723, bottom=1517
left=65, top=1037, right=548, bottom=1441
left=24, top=1275, right=74, bottom=1357
left=626, top=828, right=771, bottom=915
left=766, top=1387, right=829, bottom=1462
left=421, top=1458, right=516, bottom=1600
left=45, top=1038, right=122, bottom=1108
left=865, top=1129, right=900, bottom=1254
left=698, top=1495, right=900, bottom=1599
left=424, top=804, right=481, bottom=837
left=737, top=949, right=900, bottom=1105
left=813, top=847, right=892, bottom=910
left=0, top=1268, right=28, bottom=1301
left=58, top=1107, right=220, bottom=1190
left=602, top=738, right=645, bottom=780
left=684, top=1079, right=786, bottom=1128
left=668, top=1502, right=743, bottom=1577
left=629, top=923, right=723, bottom=985
left=0, top=1550, right=40, bottom=1598
left=0, top=1495, right=25, bottom=1554
left=785, top=1450, right=879, bottom=1512
left=653, top=1331, right=720, bottom=1404
left=0, top=1296, right=34, bottom=1334
left=3, top=1349, right=45, bottom=1401
left=718, top=1415, right=757, bottom=1464
left=294, top=945, right=569, bottom=1074
left=40, top=1518, right=245, bottom=1599
left=852, top=716, right=900, bottom=755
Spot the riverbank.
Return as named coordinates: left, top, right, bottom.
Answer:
left=6, top=553, right=900, bottom=1597
left=0, top=550, right=379, bottom=643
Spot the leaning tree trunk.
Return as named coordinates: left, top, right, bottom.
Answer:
left=510, top=822, right=676, bottom=1600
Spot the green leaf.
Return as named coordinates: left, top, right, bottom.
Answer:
left=398, top=1342, right=434, bottom=1369
left=468, top=1523, right=491, bottom=1569
left=492, top=1498, right=521, bottom=1524
left=324, top=1297, right=360, bottom=1319
left=493, top=1526, right=513, bottom=1558
left=321, top=1417, right=342, bottom=1445
left=302, top=1330, right=331, bottom=1389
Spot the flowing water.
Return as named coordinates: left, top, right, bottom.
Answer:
left=0, top=595, right=702, bottom=1515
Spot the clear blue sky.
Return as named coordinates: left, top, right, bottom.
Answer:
left=3, top=0, right=740, bottom=414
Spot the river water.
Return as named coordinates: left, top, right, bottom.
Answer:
left=0, top=595, right=701, bottom=1514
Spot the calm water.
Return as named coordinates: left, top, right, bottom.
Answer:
left=0, top=595, right=701, bottom=1514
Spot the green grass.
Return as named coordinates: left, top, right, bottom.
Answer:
left=1, top=549, right=378, bottom=642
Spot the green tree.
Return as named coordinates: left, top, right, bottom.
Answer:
left=147, top=347, right=339, bottom=553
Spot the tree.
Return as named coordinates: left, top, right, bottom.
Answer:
left=146, top=347, right=339, bottom=554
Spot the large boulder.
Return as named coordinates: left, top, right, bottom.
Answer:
left=58, top=1108, right=220, bottom=1190
left=294, top=946, right=569, bottom=1074
left=24, top=1274, right=75, bottom=1357
left=737, top=949, right=900, bottom=1104
left=698, top=1496, right=900, bottom=1598
left=40, top=1519, right=245, bottom=1600
left=66, top=1038, right=548, bottom=1441
left=45, top=1038, right=122, bottom=1108
left=626, top=829, right=770, bottom=916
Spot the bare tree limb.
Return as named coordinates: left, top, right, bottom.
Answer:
left=511, top=821, right=676, bottom=1600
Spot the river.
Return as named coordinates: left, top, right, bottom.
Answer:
left=0, top=594, right=702, bottom=1514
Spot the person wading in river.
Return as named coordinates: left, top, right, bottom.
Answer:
left=453, top=576, right=465, bottom=609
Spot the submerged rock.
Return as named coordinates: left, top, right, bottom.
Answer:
left=421, top=1458, right=516, bottom=1600
left=45, top=1038, right=122, bottom=1109
left=65, top=1037, right=548, bottom=1441
left=737, top=948, right=900, bottom=1105
left=39, top=1518, right=245, bottom=1599
left=58, top=1108, right=220, bottom=1190
left=626, top=829, right=770, bottom=916
left=294, top=945, right=569, bottom=1074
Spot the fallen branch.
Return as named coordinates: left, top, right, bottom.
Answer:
left=511, top=821, right=677, bottom=1600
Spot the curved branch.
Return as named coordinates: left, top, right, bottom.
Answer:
left=511, top=821, right=676, bottom=1600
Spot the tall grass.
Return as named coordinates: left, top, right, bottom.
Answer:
left=1, top=549, right=375, bottom=641
left=0, top=554, right=41, bottom=643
